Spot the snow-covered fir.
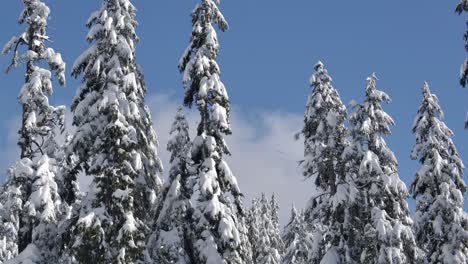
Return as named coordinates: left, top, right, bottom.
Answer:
left=457, top=0, right=468, bottom=89
left=60, top=0, right=163, bottom=262
left=149, top=108, right=191, bottom=264
left=282, top=205, right=311, bottom=264
left=270, top=194, right=285, bottom=258
left=348, top=74, right=418, bottom=263
left=247, top=197, right=261, bottom=262
left=0, top=0, right=66, bottom=262
left=411, top=82, right=468, bottom=263
left=178, top=0, right=253, bottom=262
left=247, top=194, right=282, bottom=264
left=299, top=61, right=349, bottom=263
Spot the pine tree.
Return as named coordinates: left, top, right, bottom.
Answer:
left=411, top=82, right=468, bottom=263
left=349, top=74, right=418, bottom=263
left=0, top=0, right=66, bottom=262
left=270, top=194, right=285, bottom=257
left=61, top=0, right=163, bottom=262
left=298, top=61, right=348, bottom=263
left=178, top=0, right=252, bottom=262
left=255, top=194, right=281, bottom=264
left=282, top=205, right=311, bottom=264
left=149, top=108, right=191, bottom=264
left=247, top=194, right=282, bottom=264
left=247, top=198, right=261, bottom=262
left=456, top=0, right=468, bottom=88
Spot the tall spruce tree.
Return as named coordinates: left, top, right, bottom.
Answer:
left=149, top=108, right=191, bottom=264
left=0, top=0, right=66, bottom=262
left=61, top=0, right=163, bottom=262
left=299, top=61, right=349, bottom=263
left=178, top=1, right=253, bottom=262
left=282, top=205, right=311, bottom=264
left=411, top=82, right=468, bottom=263
left=349, top=74, right=418, bottom=263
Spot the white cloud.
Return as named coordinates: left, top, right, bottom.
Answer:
left=148, top=93, right=313, bottom=225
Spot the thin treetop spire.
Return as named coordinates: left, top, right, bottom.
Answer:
left=178, top=0, right=253, bottom=262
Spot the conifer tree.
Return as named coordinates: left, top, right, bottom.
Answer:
left=456, top=0, right=468, bottom=88
left=255, top=194, right=281, bottom=264
left=0, top=0, right=66, bottom=262
left=270, top=194, right=285, bottom=256
left=61, top=0, right=163, bottom=262
left=149, top=108, right=191, bottom=264
left=349, top=74, right=418, bottom=263
left=178, top=0, right=252, bottom=262
left=247, top=198, right=261, bottom=261
left=411, top=82, right=468, bottom=263
left=247, top=194, right=281, bottom=264
left=282, top=205, right=311, bottom=264
left=298, top=61, right=349, bottom=263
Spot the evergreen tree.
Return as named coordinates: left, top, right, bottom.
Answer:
left=179, top=0, right=252, bottom=262
left=0, top=0, right=66, bottom=262
left=298, top=61, right=349, bottom=263
left=247, top=198, right=261, bottom=262
left=411, top=82, right=468, bottom=263
left=248, top=194, right=281, bottom=264
left=255, top=194, right=281, bottom=264
left=349, top=74, right=418, bottom=263
left=456, top=0, right=468, bottom=88
left=270, top=194, right=285, bottom=257
left=61, top=0, right=163, bottom=262
left=282, top=205, right=311, bottom=264
left=149, top=108, right=191, bottom=264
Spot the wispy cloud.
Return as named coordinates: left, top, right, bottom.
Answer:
left=148, top=93, right=313, bottom=225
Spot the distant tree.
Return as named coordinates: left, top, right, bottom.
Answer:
left=248, top=194, right=281, bottom=264
left=282, top=205, right=311, bottom=264
left=298, top=61, right=349, bottom=263
left=349, top=74, right=418, bottom=263
left=270, top=194, right=285, bottom=256
left=411, top=82, right=468, bottom=263
left=178, top=0, right=253, bottom=262
left=247, top=198, right=261, bottom=261
left=61, top=0, right=163, bottom=262
left=456, top=0, right=468, bottom=88
left=149, top=108, right=191, bottom=264
left=0, top=0, right=66, bottom=262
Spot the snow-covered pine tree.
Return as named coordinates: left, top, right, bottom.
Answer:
left=270, top=194, right=285, bottom=257
left=0, top=0, right=66, bottom=262
left=411, top=82, right=468, bottom=263
left=178, top=0, right=252, bottom=262
left=247, top=198, right=261, bottom=262
left=349, top=74, right=418, bottom=263
left=333, top=102, right=369, bottom=264
left=282, top=205, right=311, bottom=264
left=298, top=61, right=349, bottom=263
left=149, top=108, right=191, bottom=264
left=61, top=0, right=163, bottom=262
left=456, top=0, right=468, bottom=88
left=254, top=194, right=281, bottom=264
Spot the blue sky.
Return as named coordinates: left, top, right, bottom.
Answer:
left=0, top=0, right=467, bottom=222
